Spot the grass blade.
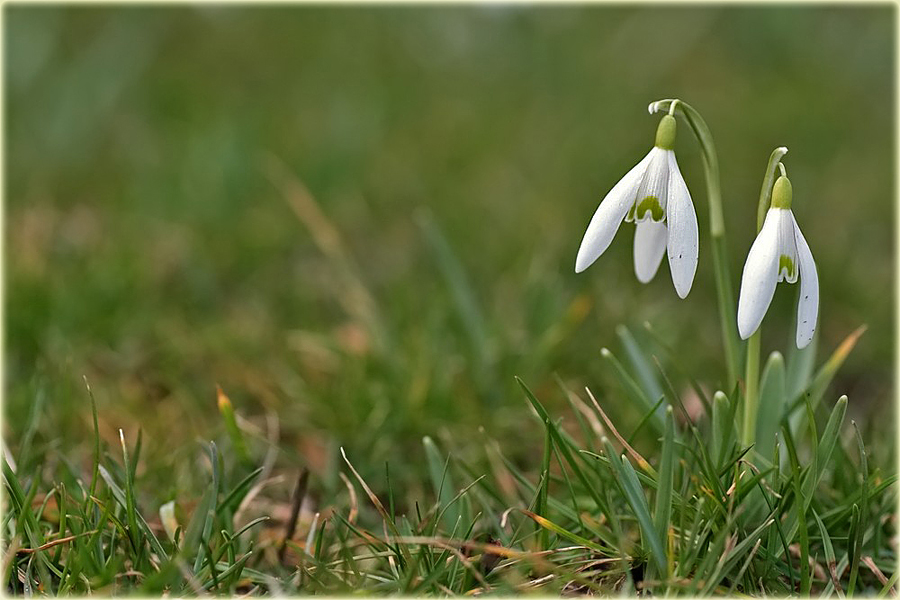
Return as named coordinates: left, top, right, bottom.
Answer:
left=423, top=436, right=458, bottom=533
left=847, top=503, right=861, bottom=596
left=710, top=391, right=734, bottom=471
left=848, top=421, right=870, bottom=595
left=653, top=406, right=675, bottom=580
left=756, top=351, right=785, bottom=464
left=813, top=507, right=844, bottom=597
left=600, top=347, right=664, bottom=434
left=601, top=437, right=667, bottom=576
left=517, top=377, right=611, bottom=518
left=616, top=325, right=665, bottom=412
left=216, top=385, right=252, bottom=467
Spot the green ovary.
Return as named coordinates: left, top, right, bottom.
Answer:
left=635, top=196, right=664, bottom=221
left=779, top=255, right=796, bottom=279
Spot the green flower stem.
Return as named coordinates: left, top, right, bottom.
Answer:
left=743, top=333, right=761, bottom=448
left=650, top=99, right=740, bottom=389
left=741, top=147, right=789, bottom=448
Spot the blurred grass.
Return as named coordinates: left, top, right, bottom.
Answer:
left=5, top=5, right=894, bottom=492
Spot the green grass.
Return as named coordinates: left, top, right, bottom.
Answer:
left=3, top=5, right=897, bottom=596
left=3, top=331, right=896, bottom=594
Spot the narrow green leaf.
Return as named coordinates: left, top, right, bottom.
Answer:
left=847, top=504, right=861, bottom=597
left=710, top=391, right=733, bottom=470
left=600, top=348, right=664, bottom=434
left=756, top=351, right=785, bottom=464
left=217, top=467, right=264, bottom=514
left=538, top=424, right=552, bottom=550
left=653, top=405, right=675, bottom=577
left=182, top=484, right=216, bottom=566
left=813, top=508, right=844, bottom=597
left=803, top=396, right=848, bottom=502
left=783, top=425, right=810, bottom=595
left=617, top=325, right=664, bottom=412
left=519, top=510, right=608, bottom=554
left=119, top=430, right=141, bottom=555
left=423, top=436, right=457, bottom=533
left=216, top=386, right=252, bottom=467
left=851, top=420, right=870, bottom=594
left=702, top=515, right=775, bottom=594
left=84, top=377, right=101, bottom=510
left=601, top=438, right=666, bottom=575
left=2, top=460, right=43, bottom=549
left=516, top=377, right=611, bottom=518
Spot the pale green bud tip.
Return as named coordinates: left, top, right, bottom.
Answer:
left=655, top=115, right=677, bottom=150
left=771, top=176, right=793, bottom=209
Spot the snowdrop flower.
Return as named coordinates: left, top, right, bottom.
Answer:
left=737, top=174, right=818, bottom=348
left=575, top=111, right=699, bottom=299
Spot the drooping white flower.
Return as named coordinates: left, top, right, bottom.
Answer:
left=575, top=114, right=699, bottom=299
left=737, top=175, right=818, bottom=348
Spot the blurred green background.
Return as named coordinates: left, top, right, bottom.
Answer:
left=5, top=6, right=894, bottom=489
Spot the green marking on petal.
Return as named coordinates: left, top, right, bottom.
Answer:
left=626, top=202, right=636, bottom=222
left=636, top=196, right=664, bottom=221
left=779, top=254, right=796, bottom=279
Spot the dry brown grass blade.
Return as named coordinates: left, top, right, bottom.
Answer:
left=862, top=555, right=891, bottom=589
left=340, top=448, right=391, bottom=521
left=585, top=387, right=652, bottom=473
left=338, top=471, right=359, bottom=524
left=16, top=531, right=95, bottom=554
left=828, top=560, right=844, bottom=596
left=232, top=475, right=286, bottom=530
left=561, top=384, right=606, bottom=438
left=339, top=447, right=412, bottom=564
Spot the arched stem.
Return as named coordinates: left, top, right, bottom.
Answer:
left=649, top=98, right=740, bottom=389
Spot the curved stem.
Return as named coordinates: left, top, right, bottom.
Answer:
left=649, top=98, right=739, bottom=389
left=742, top=146, right=789, bottom=448
left=756, top=147, right=789, bottom=231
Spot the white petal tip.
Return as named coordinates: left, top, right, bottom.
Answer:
left=574, top=254, right=593, bottom=274
left=674, top=285, right=691, bottom=299
left=796, top=329, right=814, bottom=349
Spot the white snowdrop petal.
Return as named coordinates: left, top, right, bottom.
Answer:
left=792, top=213, right=819, bottom=348
left=665, top=152, right=698, bottom=299
left=776, top=209, right=799, bottom=283
left=633, top=219, right=668, bottom=283
left=633, top=150, right=669, bottom=223
left=737, top=209, right=783, bottom=339
left=575, top=150, right=654, bottom=273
